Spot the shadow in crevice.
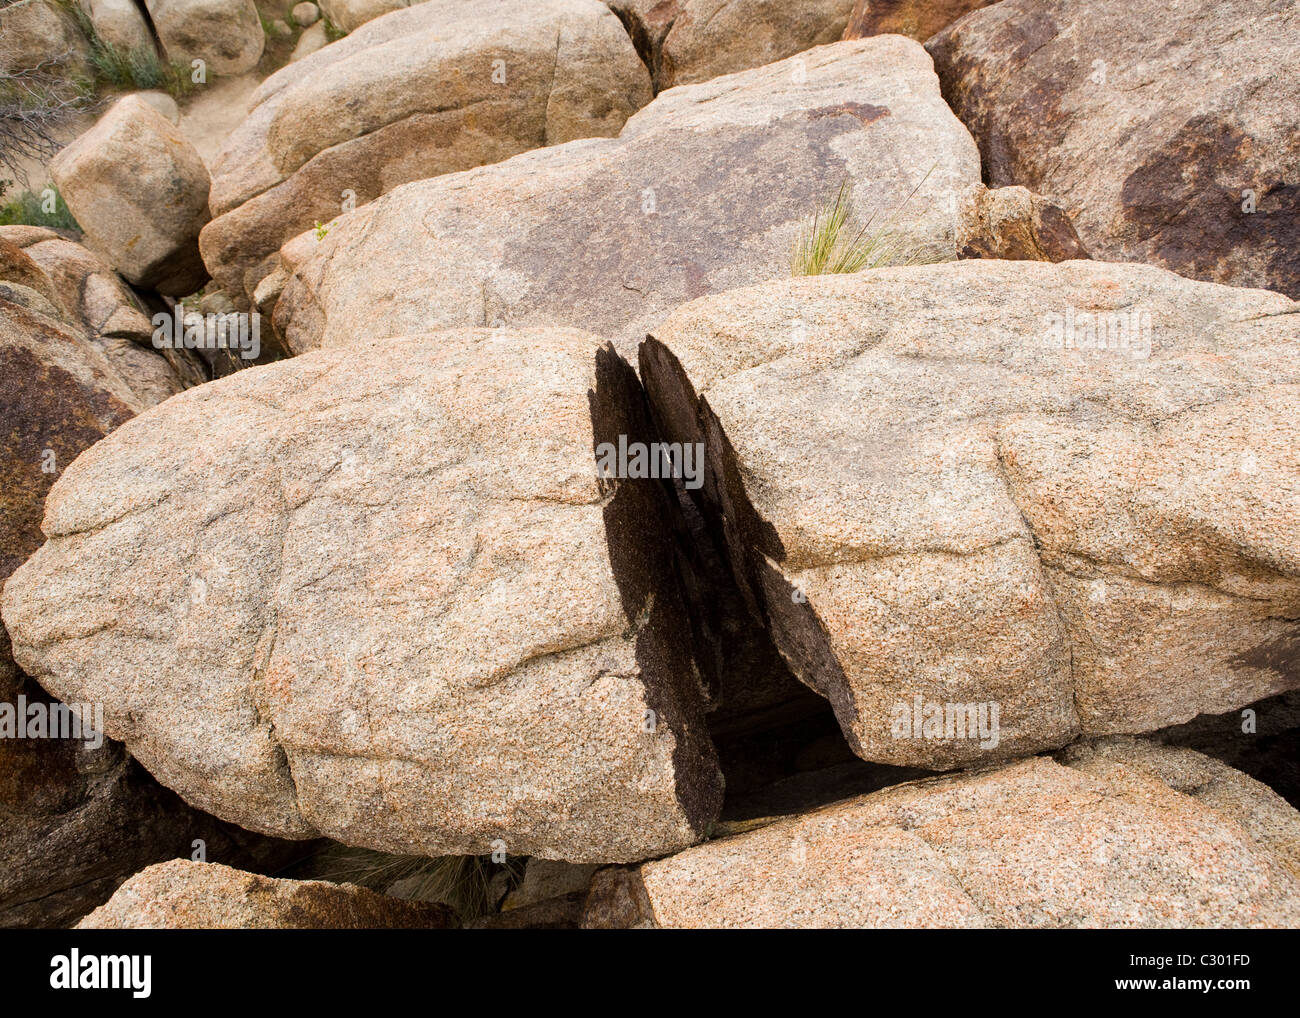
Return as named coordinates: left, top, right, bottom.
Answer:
left=587, top=342, right=723, bottom=835
left=637, top=333, right=870, bottom=759
left=587, top=340, right=930, bottom=829
left=1151, top=689, right=1300, bottom=810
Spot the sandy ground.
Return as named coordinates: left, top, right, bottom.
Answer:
left=178, top=72, right=263, bottom=167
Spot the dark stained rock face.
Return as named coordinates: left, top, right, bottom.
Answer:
left=928, top=0, right=1300, bottom=297
left=1, top=241, right=300, bottom=929
left=1, top=677, right=309, bottom=929
left=842, top=0, right=1001, bottom=43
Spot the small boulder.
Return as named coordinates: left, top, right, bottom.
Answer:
left=144, top=0, right=265, bottom=76
left=51, top=96, right=212, bottom=297
left=0, top=0, right=90, bottom=77
left=77, top=859, right=458, bottom=928
left=956, top=184, right=1090, bottom=262
left=289, top=20, right=327, bottom=60
left=78, top=0, right=158, bottom=57
left=131, top=90, right=181, bottom=124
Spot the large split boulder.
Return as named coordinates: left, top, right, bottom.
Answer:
left=78, top=859, right=458, bottom=928
left=586, top=739, right=1300, bottom=928
left=272, top=36, right=980, bottom=357
left=928, top=0, right=1300, bottom=298
left=642, top=258, right=1300, bottom=769
left=143, top=0, right=265, bottom=76
left=51, top=96, right=212, bottom=297
left=607, top=0, right=856, bottom=91
left=2, top=329, right=724, bottom=862
left=200, top=0, right=653, bottom=303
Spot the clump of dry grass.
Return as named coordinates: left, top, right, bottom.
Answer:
left=791, top=167, right=943, bottom=276
left=294, top=844, right=525, bottom=920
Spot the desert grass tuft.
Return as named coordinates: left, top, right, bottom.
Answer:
left=791, top=166, right=945, bottom=276
left=61, top=0, right=195, bottom=98
left=293, top=844, right=525, bottom=920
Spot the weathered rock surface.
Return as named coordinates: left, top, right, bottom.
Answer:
left=956, top=183, right=1089, bottom=262
left=1, top=280, right=139, bottom=686
left=0, top=270, right=290, bottom=928
left=842, top=0, right=1000, bottom=42
left=642, top=258, right=1300, bottom=769
left=0, top=676, right=307, bottom=929
left=0, top=0, right=90, bottom=77
left=1156, top=691, right=1300, bottom=811
left=51, top=96, right=212, bottom=297
left=143, top=0, right=265, bottom=76
left=0, top=227, right=196, bottom=678
left=1, top=226, right=205, bottom=402
left=316, top=0, right=407, bottom=32
left=585, top=739, right=1300, bottom=928
left=0, top=236, right=64, bottom=317
left=608, top=0, right=856, bottom=90
left=928, top=0, right=1300, bottom=298
left=200, top=0, right=653, bottom=303
left=79, top=0, right=158, bottom=57
left=78, top=859, right=456, bottom=928
left=273, top=37, right=979, bottom=357
left=3, top=329, right=724, bottom=862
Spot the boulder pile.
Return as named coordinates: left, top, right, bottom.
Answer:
left=1, top=0, right=1297, bottom=930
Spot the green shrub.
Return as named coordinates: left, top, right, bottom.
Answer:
left=322, top=16, right=347, bottom=42
left=0, top=184, right=79, bottom=230
left=62, top=0, right=194, bottom=98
